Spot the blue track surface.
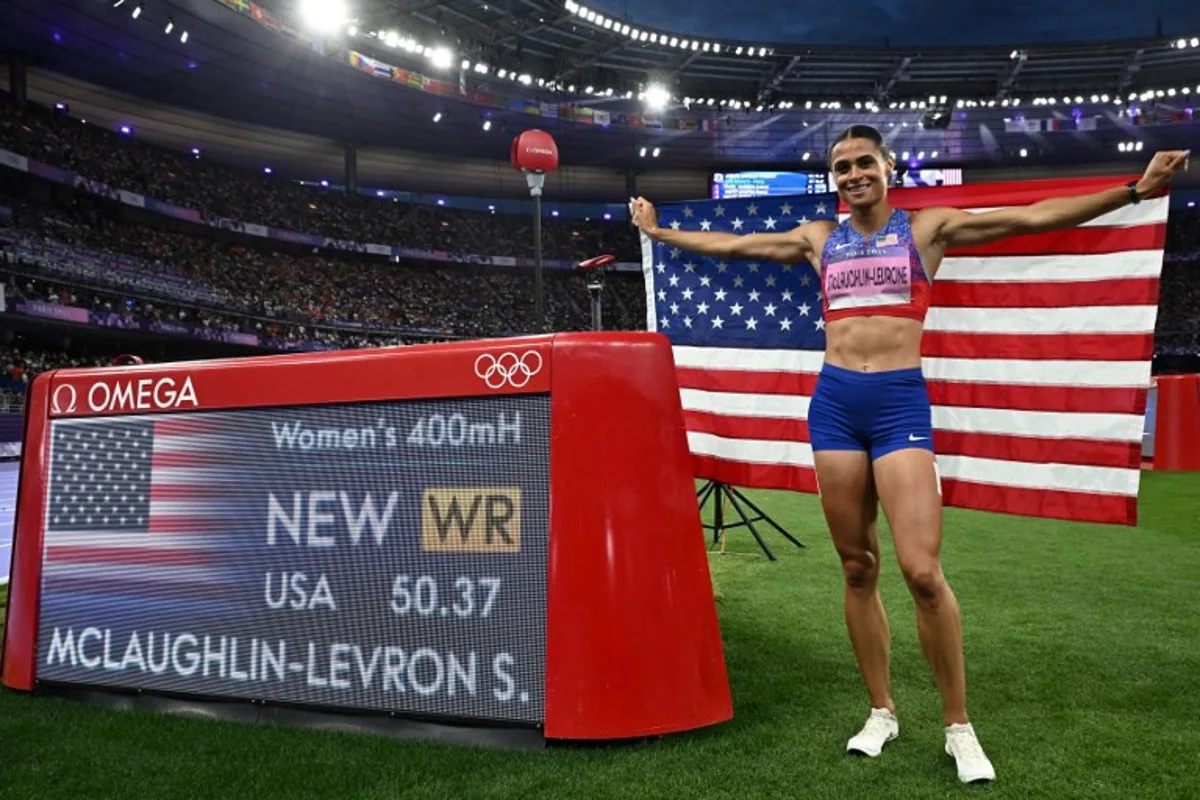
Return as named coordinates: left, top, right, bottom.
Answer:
left=1, top=459, right=18, bottom=585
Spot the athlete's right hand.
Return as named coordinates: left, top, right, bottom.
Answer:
left=629, top=196, right=659, bottom=236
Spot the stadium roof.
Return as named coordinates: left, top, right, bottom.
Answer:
left=1, top=0, right=1198, bottom=178
left=352, top=0, right=1200, bottom=106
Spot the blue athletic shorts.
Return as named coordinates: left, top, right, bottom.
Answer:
left=808, top=362, right=935, bottom=461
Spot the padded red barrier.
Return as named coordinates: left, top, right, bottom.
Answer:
left=1154, top=373, right=1200, bottom=471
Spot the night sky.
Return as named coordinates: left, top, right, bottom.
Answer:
left=583, top=0, right=1198, bottom=47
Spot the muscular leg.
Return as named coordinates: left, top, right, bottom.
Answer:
left=872, top=449, right=967, bottom=726
left=814, top=451, right=893, bottom=714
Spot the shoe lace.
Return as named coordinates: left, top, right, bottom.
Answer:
left=949, top=729, right=987, bottom=762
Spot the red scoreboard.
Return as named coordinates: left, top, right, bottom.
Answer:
left=1, top=332, right=733, bottom=744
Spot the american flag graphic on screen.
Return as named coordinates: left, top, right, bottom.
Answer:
left=640, top=176, right=1167, bottom=526
left=41, top=417, right=256, bottom=614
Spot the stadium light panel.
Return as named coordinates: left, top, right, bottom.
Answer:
left=180, top=30, right=188, bottom=43
left=432, top=112, right=442, bottom=122
left=297, top=0, right=347, bottom=35
left=1178, top=38, right=1188, bottom=48
left=639, top=147, right=647, bottom=157
left=482, top=120, right=492, bottom=131
left=164, top=21, right=173, bottom=34
left=713, top=43, right=721, bottom=53
left=931, top=151, right=939, bottom=158
left=802, top=152, right=810, bottom=160
left=644, top=83, right=671, bottom=111
left=652, top=147, right=661, bottom=157
left=132, top=6, right=141, bottom=19
left=429, top=46, right=453, bottom=70
left=1019, top=148, right=1028, bottom=157
left=1192, top=37, right=1200, bottom=47
left=565, top=0, right=580, bottom=12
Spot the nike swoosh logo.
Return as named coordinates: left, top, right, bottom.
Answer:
left=908, top=434, right=928, bottom=441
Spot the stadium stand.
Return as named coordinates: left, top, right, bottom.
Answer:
left=0, top=93, right=1198, bottom=394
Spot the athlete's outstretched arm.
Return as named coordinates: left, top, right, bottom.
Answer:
left=629, top=196, right=824, bottom=265
left=928, top=150, right=1189, bottom=249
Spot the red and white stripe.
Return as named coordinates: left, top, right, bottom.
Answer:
left=41, top=415, right=245, bottom=588
left=664, top=176, right=1166, bottom=525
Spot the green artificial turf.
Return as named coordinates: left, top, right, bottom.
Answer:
left=1, top=472, right=1198, bottom=800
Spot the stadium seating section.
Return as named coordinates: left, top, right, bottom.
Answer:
left=0, top=94, right=1197, bottom=394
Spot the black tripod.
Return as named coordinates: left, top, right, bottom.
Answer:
left=696, top=480, right=805, bottom=561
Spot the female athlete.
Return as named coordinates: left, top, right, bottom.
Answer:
left=630, top=126, right=1188, bottom=784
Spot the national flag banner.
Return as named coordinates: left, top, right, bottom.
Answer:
left=39, top=417, right=259, bottom=617
left=640, top=176, right=1168, bottom=525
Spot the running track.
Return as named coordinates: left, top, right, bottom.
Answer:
left=0, top=459, right=18, bottom=585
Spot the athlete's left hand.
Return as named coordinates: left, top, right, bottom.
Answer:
left=1136, top=150, right=1190, bottom=195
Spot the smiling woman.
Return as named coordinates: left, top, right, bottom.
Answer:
left=630, top=126, right=1189, bottom=785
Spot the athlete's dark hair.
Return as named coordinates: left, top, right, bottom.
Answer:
left=828, top=124, right=892, bottom=165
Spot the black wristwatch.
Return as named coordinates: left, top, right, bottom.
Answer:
left=1126, top=181, right=1142, bottom=205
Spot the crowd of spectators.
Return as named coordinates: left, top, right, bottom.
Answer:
left=0, top=197, right=646, bottom=342
left=0, top=344, right=113, bottom=410
left=0, top=98, right=639, bottom=262
left=0, top=92, right=1197, bottom=384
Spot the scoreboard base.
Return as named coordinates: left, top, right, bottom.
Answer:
left=34, top=682, right=550, bottom=751
left=3, top=332, right=735, bottom=743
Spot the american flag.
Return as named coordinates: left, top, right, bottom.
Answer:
left=40, top=416, right=257, bottom=615
left=640, top=176, right=1168, bottom=526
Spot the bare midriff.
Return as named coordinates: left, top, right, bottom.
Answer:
left=823, top=316, right=924, bottom=372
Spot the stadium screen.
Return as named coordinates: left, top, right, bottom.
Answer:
left=711, top=168, right=963, bottom=198
left=34, top=394, right=550, bottom=725
left=710, top=171, right=832, bottom=199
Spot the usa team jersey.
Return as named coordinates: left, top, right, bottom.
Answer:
left=820, top=208, right=932, bottom=323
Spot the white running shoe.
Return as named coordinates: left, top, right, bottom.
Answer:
left=944, top=722, right=996, bottom=783
left=846, top=708, right=899, bottom=757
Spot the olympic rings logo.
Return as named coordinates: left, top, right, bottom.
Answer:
left=474, top=350, right=543, bottom=390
